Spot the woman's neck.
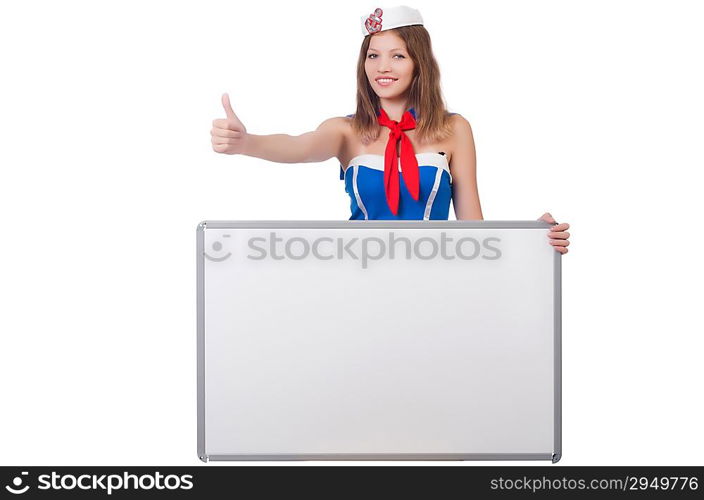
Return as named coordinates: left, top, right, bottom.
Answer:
left=378, top=97, right=411, bottom=122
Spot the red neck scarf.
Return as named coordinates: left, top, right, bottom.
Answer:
left=377, top=108, right=419, bottom=215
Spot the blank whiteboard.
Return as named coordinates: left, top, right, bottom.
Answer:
left=197, top=221, right=561, bottom=462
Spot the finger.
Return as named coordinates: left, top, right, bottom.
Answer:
left=549, top=239, right=570, bottom=247
left=546, top=231, right=570, bottom=239
left=556, top=247, right=568, bottom=254
left=550, top=222, right=569, bottom=232
left=212, top=118, right=241, bottom=133
left=213, top=133, right=245, bottom=145
left=211, top=128, right=242, bottom=138
left=222, top=93, right=237, bottom=120
left=211, top=137, right=236, bottom=146
left=211, top=132, right=242, bottom=142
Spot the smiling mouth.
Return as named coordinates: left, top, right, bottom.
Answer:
left=376, top=78, right=398, bottom=86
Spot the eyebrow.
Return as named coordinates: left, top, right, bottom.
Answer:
left=367, top=47, right=406, bottom=52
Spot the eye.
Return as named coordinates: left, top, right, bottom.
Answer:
left=367, top=53, right=406, bottom=59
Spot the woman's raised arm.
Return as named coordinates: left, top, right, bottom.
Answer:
left=211, top=93, right=345, bottom=164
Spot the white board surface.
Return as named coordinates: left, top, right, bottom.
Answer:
left=197, top=221, right=561, bottom=462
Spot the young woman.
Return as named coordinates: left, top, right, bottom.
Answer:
left=210, top=6, right=571, bottom=253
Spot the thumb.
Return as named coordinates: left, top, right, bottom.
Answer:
left=221, top=93, right=238, bottom=121
left=538, top=212, right=557, bottom=224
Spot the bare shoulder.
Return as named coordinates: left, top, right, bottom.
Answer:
left=317, top=116, right=352, bottom=133
left=307, top=116, right=354, bottom=165
left=448, top=113, right=474, bottom=156
left=449, top=113, right=474, bottom=137
left=315, top=116, right=352, bottom=145
left=443, top=114, right=475, bottom=174
left=320, top=116, right=355, bottom=164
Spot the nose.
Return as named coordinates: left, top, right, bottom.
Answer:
left=377, top=55, right=392, bottom=73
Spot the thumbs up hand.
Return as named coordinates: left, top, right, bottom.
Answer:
left=211, top=93, right=248, bottom=154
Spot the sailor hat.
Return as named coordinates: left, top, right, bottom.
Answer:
left=361, top=6, right=424, bottom=36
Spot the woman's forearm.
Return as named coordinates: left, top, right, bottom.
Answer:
left=242, top=133, right=309, bottom=164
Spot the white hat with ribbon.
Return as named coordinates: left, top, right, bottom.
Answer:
left=361, top=6, right=424, bottom=36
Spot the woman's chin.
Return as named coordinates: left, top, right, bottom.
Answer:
left=374, top=89, right=409, bottom=100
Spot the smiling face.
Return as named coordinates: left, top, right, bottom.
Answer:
left=364, top=30, right=415, bottom=100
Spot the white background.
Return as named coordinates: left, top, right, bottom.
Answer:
left=1, top=0, right=702, bottom=466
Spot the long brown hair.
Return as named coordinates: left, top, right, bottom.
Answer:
left=352, top=25, right=453, bottom=145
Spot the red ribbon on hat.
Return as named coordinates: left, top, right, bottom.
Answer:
left=377, top=108, right=419, bottom=215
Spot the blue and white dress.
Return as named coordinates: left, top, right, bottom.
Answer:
left=339, top=110, right=457, bottom=220
left=340, top=152, right=453, bottom=220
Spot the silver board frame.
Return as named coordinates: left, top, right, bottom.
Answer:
left=196, top=220, right=562, bottom=463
